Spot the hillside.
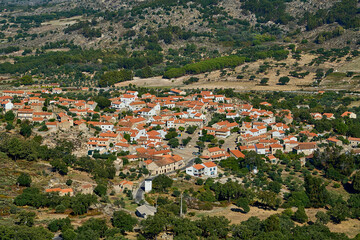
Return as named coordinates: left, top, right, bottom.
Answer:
left=0, top=0, right=359, bottom=90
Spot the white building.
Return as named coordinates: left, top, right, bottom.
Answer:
left=145, top=179, right=152, bottom=193
left=186, top=162, right=217, bottom=177
left=100, top=122, right=114, bottom=132
left=1, top=101, right=13, bottom=112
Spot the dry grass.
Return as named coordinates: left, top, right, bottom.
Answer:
left=189, top=204, right=360, bottom=238
left=41, top=16, right=83, bottom=27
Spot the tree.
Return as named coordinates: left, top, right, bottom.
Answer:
left=5, top=123, right=14, bottom=131
left=62, top=229, right=77, bottom=240
left=19, top=75, right=34, bottom=85
left=20, top=123, right=32, bottom=138
left=152, top=175, right=173, bottom=192
left=173, top=218, right=201, bottom=239
left=196, top=216, right=230, bottom=238
left=94, top=184, right=107, bottom=197
left=316, top=211, right=330, bottom=224
left=4, top=110, right=15, bottom=121
left=99, top=70, right=133, bottom=87
left=17, top=211, right=36, bottom=227
left=196, top=179, right=204, bottom=185
left=71, top=194, right=97, bottom=215
left=168, top=138, right=179, bottom=148
left=263, top=214, right=280, bottom=232
left=47, top=218, right=72, bottom=232
left=55, top=204, right=67, bottom=213
left=328, top=203, right=349, bottom=223
left=236, top=198, right=250, bottom=213
left=0, top=225, right=53, bottom=240
left=257, top=191, right=281, bottom=210
left=292, top=206, right=308, bottom=223
left=260, top=78, right=269, bottom=85
left=353, top=171, right=360, bottom=192
left=278, top=76, right=290, bottom=85
left=140, top=211, right=173, bottom=239
left=50, top=159, right=68, bottom=175
left=66, top=179, right=73, bottom=186
left=111, top=210, right=137, bottom=234
left=286, top=191, right=310, bottom=207
left=268, top=181, right=281, bottom=194
left=304, top=175, right=328, bottom=208
left=94, top=96, right=111, bottom=109
left=77, top=218, right=108, bottom=239
left=182, top=137, right=191, bottom=146
left=17, top=173, right=32, bottom=187
left=194, top=158, right=202, bottom=164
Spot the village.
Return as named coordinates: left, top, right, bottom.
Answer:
left=1, top=86, right=360, bottom=219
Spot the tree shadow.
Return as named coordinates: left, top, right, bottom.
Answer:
left=230, top=207, right=247, bottom=214
left=343, top=182, right=357, bottom=194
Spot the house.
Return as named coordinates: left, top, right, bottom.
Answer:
left=229, top=149, right=245, bottom=159
left=45, top=188, right=74, bottom=197
left=323, top=113, right=335, bottom=120
left=341, top=111, right=357, bottom=119
left=214, top=95, right=225, bottom=102
left=293, top=142, right=317, bottom=155
left=52, top=88, right=62, bottom=94
left=349, top=137, right=360, bottom=147
left=255, top=144, right=267, bottom=155
left=77, top=184, right=94, bottom=195
left=1, top=101, right=13, bottom=112
left=260, top=102, right=272, bottom=107
left=120, top=94, right=138, bottom=106
left=269, top=143, right=283, bottom=155
left=145, top=155, right=184, bottom=175
left=17, top=108, right=34, bottom=120
left=268, top=154, right=279, bottom=164
left=136, top=204, right=157, bottom=218
left=202, top=147, right=228, bottom=160
left=186, top=162, right=217, bottom=177
left=311, top=113, right=323, bottom=120
left=113, top=180, right=134, bottom=193
left=170, top=89, right=186, bottom=95
left=2, top=90, right=27, bottom=97
left=327, top=137, right=342, bottom=146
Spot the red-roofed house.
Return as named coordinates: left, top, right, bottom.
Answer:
left=45, top=188, right=74, bottom=196
left=341, top=111, right=356, bottom=119
left=186, top=162, right=217, bottom=177
left=202, top=147, right=228, bottom=160
left=229, top=149, right=245, bottom=159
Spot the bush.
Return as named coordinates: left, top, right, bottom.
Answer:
left=260, top=78, right=269, bottom=85
left=278, top=76, right=290, bottom=85
left=66, top=179, right=73, bottom=186
left=17, top=173, right=31, bottom=187
left=183, top=77, right=199, bottom=85
left=198, top=202, right=213, bottom=210
left=94, top=184, right=107, bottom=197
left=172, top=190, right=181, bottom=197
left=292, top=206, right=308, bottom=223
left=196, top=179, right=204, bottom=185
left=315, top=211, right=330, bottom=224
left=55, top=204, right=67, bottom=213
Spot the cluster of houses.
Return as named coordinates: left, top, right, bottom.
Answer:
left=1, top=88, right=359, bottom=178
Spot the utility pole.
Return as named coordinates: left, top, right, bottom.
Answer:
left=180, top=192, right=183, bottom=217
